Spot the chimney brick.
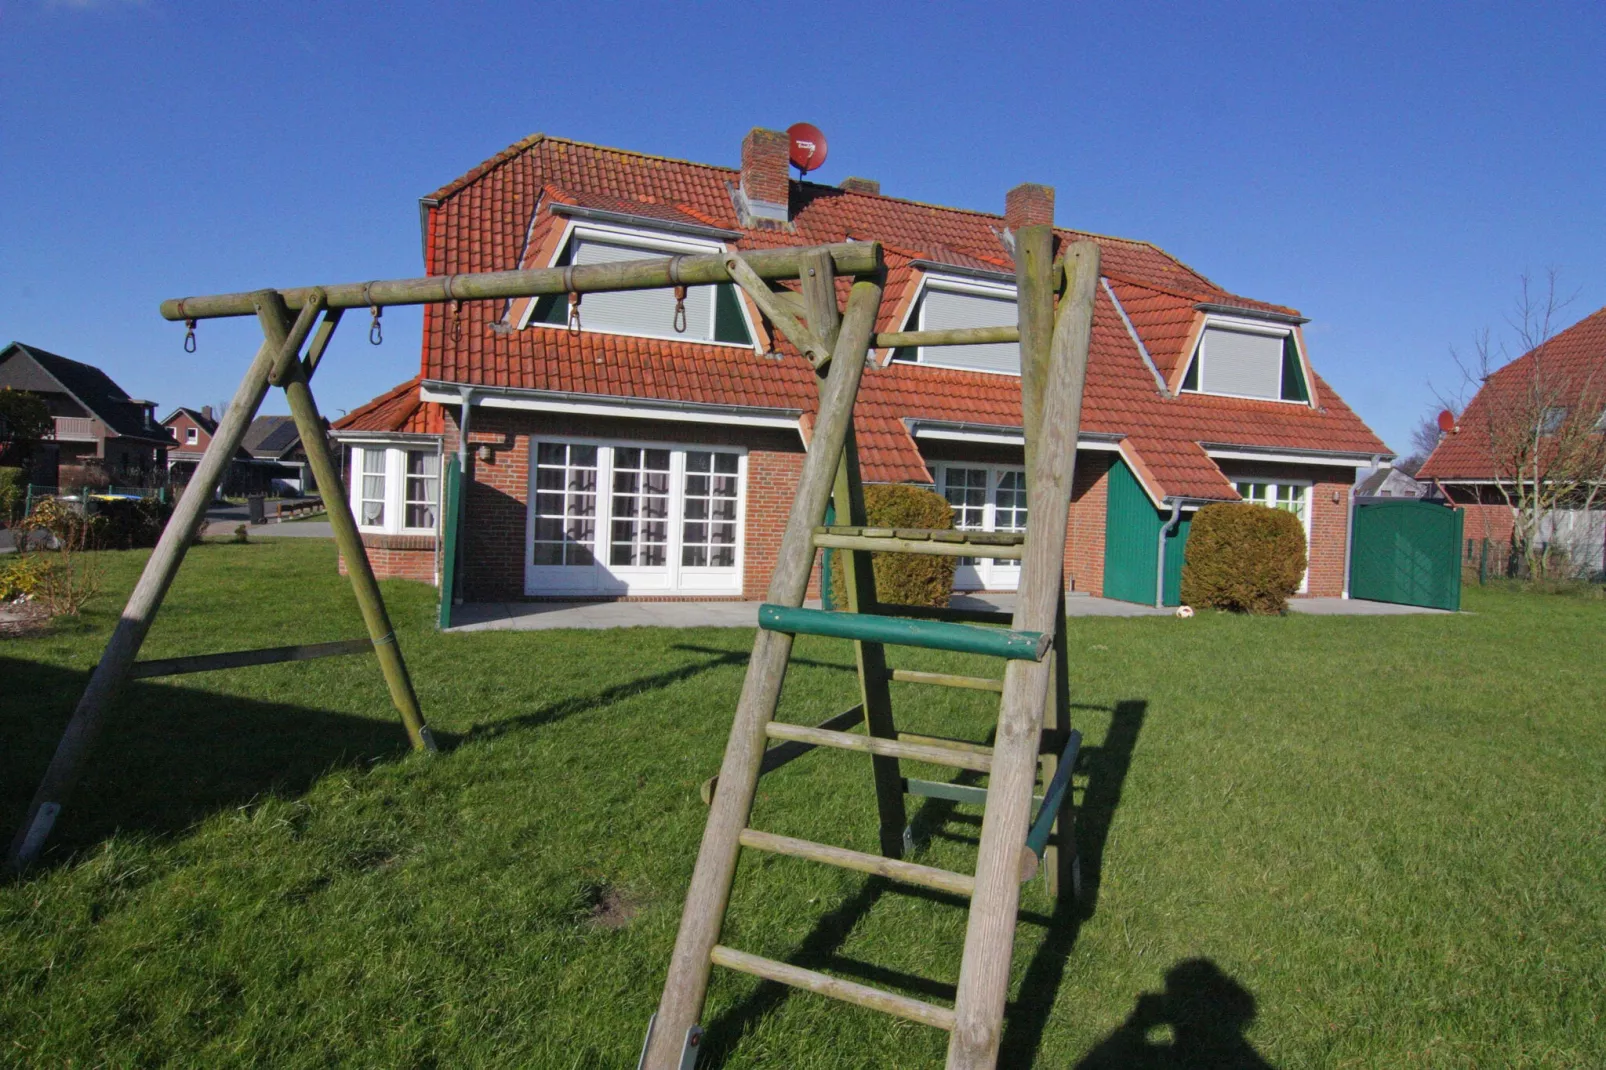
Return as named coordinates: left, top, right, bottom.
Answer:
left=737, top=128, right=791, bottom=224
left=1005, top=183, right=1055, bottom=232
left=840, top=176, right=880, bottom=195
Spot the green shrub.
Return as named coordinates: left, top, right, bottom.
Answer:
left=828, top=484, right=957, bottom=608
left=1180, top=502, right=1307, bottom=614
left=90, top=496, right=174, bottom=550
left=0, top=466, right=24, bottom=525
left=0, top=553, right=49, bottom=601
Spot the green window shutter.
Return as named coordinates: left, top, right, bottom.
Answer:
left=1280, top=335, right=1310, bottom=401
left=714, top=283, right=752, bottom=344
left=1180, top=351, right=1199, bottom=391
left=528, top=240, right=574, bottom=325
left=1102, top=458, right=1162, bottom=603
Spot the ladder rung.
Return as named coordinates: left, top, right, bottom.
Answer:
left=710, top=945, right=956, bottom=1031
left=758, top=604, right=1049, bottom=661
left=896, top=731, right=992, bottom=756
left=766, top=722, right=992, bottom=773
left=701, top=704, right=864, bottom=804
left=813, top=530, right=1025, bottom=560
left=740, top=828, right=974, bottom=897
left=889, top=668, right=1004, bottom=693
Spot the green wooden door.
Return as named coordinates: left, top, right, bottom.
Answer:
left=1349, top=499, right=1463, bottom=611
left=1104, top=459, right=1161, bottom=604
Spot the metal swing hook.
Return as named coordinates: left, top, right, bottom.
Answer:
left=183, top=319, right=197, bottom=354
left=369, top=306, right=383, bottom=346
left=672, top=284, right=688, bottom=334
left=567, top=292, right=582, bottom=335
left=451, top=299, right=463, bottom=342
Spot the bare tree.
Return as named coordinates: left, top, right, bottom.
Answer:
left=1448, top=272, right=1606, bottom=578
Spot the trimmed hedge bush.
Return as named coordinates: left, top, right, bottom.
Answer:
left=828, top=484, right=957, bottom=608
left=1180, top=502, right=1307, bottom=614
left=90, top=496, right=175, bottom=550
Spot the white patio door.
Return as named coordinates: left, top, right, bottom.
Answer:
left=939, top=464, right=1027, bottom=591
left=526, top=439, right=744, bottom=596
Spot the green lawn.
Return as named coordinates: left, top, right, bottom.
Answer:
left=2, top=540, right=1602, bottom=1068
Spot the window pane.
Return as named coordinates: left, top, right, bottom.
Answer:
left=682, top=451, right=740, bottom=570
left=532, top=441, right=599, bottom=565
left=611, top=445, right=672, bottom=567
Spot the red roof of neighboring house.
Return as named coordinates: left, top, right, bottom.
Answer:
left=1419, top=306, right=1606, bottom=482
left=372, top=134, right=1388, bottom=500
left=332, top=376, right=444, bottom=435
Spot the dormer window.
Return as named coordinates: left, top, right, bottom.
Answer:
left=186, top=427, right=198, bottom=444
left=523, top=225, right=753, bottom=346
left=1180, top=318, right=1310, bottom=403
left=890, top=276, right=1019, bottom=375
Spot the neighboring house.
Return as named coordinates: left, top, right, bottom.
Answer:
left=1418, top=305, right=1606, bottom=578
left=161, top=405, right=222, bottom=485
left=337, top=129, right=1390, bottom=604
left=241, top=415, right=311, bottom=495
left=0, top=341, right=169, bottom=486
left=1355, top=467, right=1424, bottom=499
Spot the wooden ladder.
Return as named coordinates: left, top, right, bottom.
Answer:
left=641, top=231, right=1101, bottom=1070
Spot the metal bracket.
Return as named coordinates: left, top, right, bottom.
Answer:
left=637, top=1013, right=703, bottom=1070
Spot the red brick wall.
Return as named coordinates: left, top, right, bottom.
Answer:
left=1065, top=451, right=1111, bottom=596
left=1307, top=480, right=1348, bottom=597
left=1456, top=501, right=1516, bottom=545
left=338, top=534, right=437, bottom=585
left=164, top=412, right=211, bottom=452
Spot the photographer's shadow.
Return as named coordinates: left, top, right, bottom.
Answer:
left=1075, top=958, right=1277, bottom=1070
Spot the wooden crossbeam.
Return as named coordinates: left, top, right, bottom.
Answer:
left=128, top=638, right=373, bottom=680
left=723, top=253, right=832, bottom=366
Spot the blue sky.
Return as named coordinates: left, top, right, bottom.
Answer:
left=3, top=1, right=1602, bottom=457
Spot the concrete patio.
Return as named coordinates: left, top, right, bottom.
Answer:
left=446, top=591, right=1445, bottom=631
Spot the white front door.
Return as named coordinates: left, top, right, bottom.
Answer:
left=526, top=439, right=745, bottom=596
left=939, top=464, right=1027, bottom=591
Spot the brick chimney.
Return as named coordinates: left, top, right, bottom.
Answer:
left=734, top=127, right=790, bottom=226
left=201, top=405, right=214, bottom=423
left=1005, top=182, right=1055, bottom=232
left=840, top=176, right=880, bottom=195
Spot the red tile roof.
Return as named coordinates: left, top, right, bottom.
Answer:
left=388, top=134, right=1388, bottom=500
left=332, top=376, right=443, bottom=435
left=1418, top=305, right=1606, bottom=481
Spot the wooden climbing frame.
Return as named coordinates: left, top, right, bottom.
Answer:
left=7, top=224, right=1101, bottom=1070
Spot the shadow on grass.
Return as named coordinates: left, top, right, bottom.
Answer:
left=698, top=699, right=1148, bottom=1068
left=1072, top=958, right=1278, bottom=1069
left=1, top=655, right=441, bottom=871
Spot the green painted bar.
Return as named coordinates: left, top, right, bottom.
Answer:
left=757, top=604, right=1049, bottom=661
left=1025, top=729, right=1082, bottom=859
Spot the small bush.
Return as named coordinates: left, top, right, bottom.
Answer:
left=1180, top=502, right=1307, bottom=614
left=828, top=484, right=957, bottom=608
left=0, top=554, right=49, bottom=601
left=0, top=466, right=24, bottom=525
left=16, top=497, right=102, bottom=616
left=91, top=496, right=174, bottom=550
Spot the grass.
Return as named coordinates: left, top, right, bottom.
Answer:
left=2, top=539, right=1603, bottom=1068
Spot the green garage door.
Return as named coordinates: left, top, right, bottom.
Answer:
left=1350, top=499, right=1463, bottom=611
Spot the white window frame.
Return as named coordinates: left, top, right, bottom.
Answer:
left=516, top=220, right=759, bottom=350
left=1183, top=315, right=1311, bottom=406
left=185, top=426, right=198, bottom=444
left=524, top=436, right=747, bottom=597
left=891, top=274, right=1021, bottom=376
left=936, top=462, right=1028, bottom=591
left=350, top=444, right=442, bottom=536
left=1234, top=479, right=1313, bottom=592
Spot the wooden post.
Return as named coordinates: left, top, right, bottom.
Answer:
left=946, top=241, right=1099, bottom=1070
left=643, top=273, right=883, bottom=1070
left=4, top=292, right=321, bottom=870
left=802, top=248, right=907, bottom=859
left=1012, top=224, right=1074, bottom=900
left=256, top=292, right=437, bottom=754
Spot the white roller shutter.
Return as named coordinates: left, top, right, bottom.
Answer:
left=919, top=288, right=1019, bottom=374
left=572, top=238, right=713, bottom=339
left=1200, top=327, right=1283, bottom=399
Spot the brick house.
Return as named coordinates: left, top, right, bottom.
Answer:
left=332, top=129, right=1389, bottom=605
left=162, top=407, right=312, bottom=496
left=0, top=341, right=170, bottom=486
left=1418, top=305, right=1606, bottom=577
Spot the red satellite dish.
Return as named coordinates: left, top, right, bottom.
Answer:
left=787, top=122, right=828, bottom=174
left=1437, top=409, right=1457, bottom=433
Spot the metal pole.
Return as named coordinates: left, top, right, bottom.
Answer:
left=255, top=292, right=437, bottom=753
left=5, top=293, right=322, bottom=871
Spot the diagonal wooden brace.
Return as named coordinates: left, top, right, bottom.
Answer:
left=724, top=253, right=833, bottom=366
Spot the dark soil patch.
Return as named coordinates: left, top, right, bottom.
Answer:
left=0, top=601, right=51, bottom=639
